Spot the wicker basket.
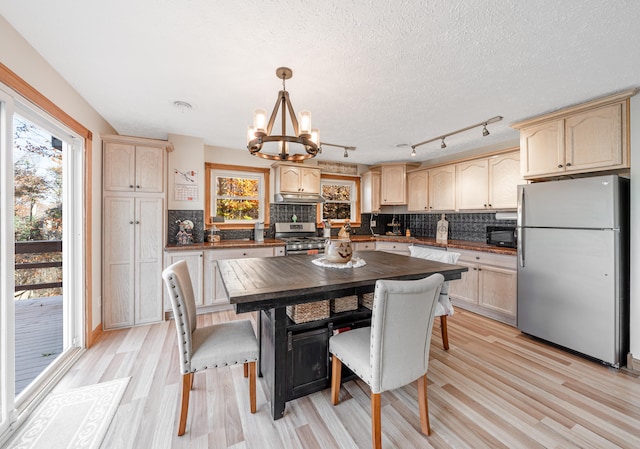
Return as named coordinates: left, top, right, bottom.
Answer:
left=360, top=292, right=374, bottom=310
left=286, top=300, right=330, bottom=324
left=331, top=295, right=359, bottom=313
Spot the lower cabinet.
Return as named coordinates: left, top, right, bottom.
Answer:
left=375, top=241, right=411, bottom=255
left=353, top=241, right=375, bottom=251
left=165, top=246, right=284, bottom=314
left=165, top=250, right=204, bottom=307
left=448, top=249, right=517, bottom=326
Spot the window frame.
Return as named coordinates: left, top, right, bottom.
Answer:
left=317, top=174, right=361, bottom=227
left=205, top=163, right=270, bottom=229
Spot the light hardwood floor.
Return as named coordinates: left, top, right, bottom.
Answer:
left=53, top=309, right=640, bottom=449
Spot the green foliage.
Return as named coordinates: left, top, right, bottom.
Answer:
left=216, top=176, right=260, bottom=220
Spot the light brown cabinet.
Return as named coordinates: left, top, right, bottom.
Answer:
left=449, top=249, right=517, bottom=326
left=103, top=196, right=165, bottom=329
left=165, top=246, right=285, bottom=314
left=513, top=89, right=636, bottom=179
left=361, top=170, right=381, bottom=213
left=102, top=135, right=169, bottom=330
left=456, top=151, right=522, bottom=210
left=428, top=165, right=456, bottom=211
left=276, top=164, right=321, bottom=194
left=104, top=142, right=164, bottom=193
left=407, top=169, right=429, bottom=211
left=380, top=164, right=407, bottom=205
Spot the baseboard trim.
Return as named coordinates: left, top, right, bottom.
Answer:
left=625, top=352, right=640, bottom=373
left=87, top=323, right=103, bottom=348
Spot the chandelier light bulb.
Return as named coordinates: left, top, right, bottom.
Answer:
left=247, top=126, right=256, bottom=144
left=310, top=128, right=320, bottom=147
left=298, top=111, right=312, bottom=135
left=253, top=109, right=267, bottom=133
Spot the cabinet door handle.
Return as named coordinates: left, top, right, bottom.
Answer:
left=484, top=204, right=487, bottom=207
left=488, top=204, right=492, bottom=207
left=135, top=221, right=140, bottom=224
left=557, top=164, right=563, bottom=168
left=136, top=185, right=140, bottom=188
left=129, top=185, right=134, bottom=188
left=566, top=162, right=572, bottom=167
left=242, top=252, right=247, bottom=256
left=129, top=221, right=134, bottom=224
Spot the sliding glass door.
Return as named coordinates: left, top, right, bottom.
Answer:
left=0, top=87, right=85, bottom=438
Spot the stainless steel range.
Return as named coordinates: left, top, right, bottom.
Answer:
left=275, top=222, right=326, bottom=255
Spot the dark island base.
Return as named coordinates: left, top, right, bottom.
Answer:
left=257, top=304, right=373, bottom=419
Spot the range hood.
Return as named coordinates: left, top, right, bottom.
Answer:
left=274, top=192, right=326, bottom=204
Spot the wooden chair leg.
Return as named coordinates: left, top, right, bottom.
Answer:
left=331, top=355, right=342, bottom=405
left=440, top=315, right=449, bottom=350
left=371, top=392, right=382, bottom=449
left=178, top=373, right=192, bottom=436
left=244, top=361, right=249, bottom=378
left=417, top=374, right=431, bottom=436
left=249, top=361, right=257, bottom=413
left=189, top=371, right=194, bottom=389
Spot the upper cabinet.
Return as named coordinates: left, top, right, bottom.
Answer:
left=456, top=151, right=522, bottom=210
left=275, top=163, right=321, bottom=194
left=104, top=141, right=165, bottom=193
left=361, top=170, right=381, bottom=213
left=513, top=89, right=637, bottom=179
left=380, top=164, right=407, bottom=205
left=429, top=165, right=456, bottom=211
left=372, top=163, right=420, bottom=206
left=407, top=169, right=429, bottom=211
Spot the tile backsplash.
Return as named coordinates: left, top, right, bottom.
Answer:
left=362, top=212, right=516, bottom=242
left=168, top=207, right=516, bottom=243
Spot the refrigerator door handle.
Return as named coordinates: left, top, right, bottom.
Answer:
left=518, top=227, right=524, bottom=267
left=517, top=185, right=524, bottom=225
left=517, top=185, right=525, bottom=267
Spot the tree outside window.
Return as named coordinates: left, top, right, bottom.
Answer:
left=208, top=167, right=266, bottom=224
left=321, top=178, right=359, bottom=223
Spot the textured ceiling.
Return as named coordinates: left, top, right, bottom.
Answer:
left=1, top=0, right=640, bottom=164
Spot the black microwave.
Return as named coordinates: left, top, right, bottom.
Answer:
left=486, top=226, right=517, bottom=248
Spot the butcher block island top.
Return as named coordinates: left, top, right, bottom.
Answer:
left=218, top=250, right=467, bottom=313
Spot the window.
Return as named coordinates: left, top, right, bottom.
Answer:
left=205, top=163, right=269, bottom=227
left=320, top=175, right=360, bottom=225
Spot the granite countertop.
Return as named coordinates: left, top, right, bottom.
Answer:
left=165, top=238, right=286, bottom=252
left=348, top=234, right=517, bottom=256
left=165, top=236, right=516, bottom=256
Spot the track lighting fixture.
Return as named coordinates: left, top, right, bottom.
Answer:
left=411, top=147, right=416, bottom=157
left=320, top=142, right=356, bottom=159
left=409, top=116, right=502, bottom=156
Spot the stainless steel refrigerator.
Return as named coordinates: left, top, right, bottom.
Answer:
left=517, top=175, right=629, bottom=367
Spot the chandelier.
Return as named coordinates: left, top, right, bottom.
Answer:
left=247, top=67, right=320, bottom=161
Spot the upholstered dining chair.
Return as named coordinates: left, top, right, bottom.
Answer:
left=329, top=274, right=444, bottom=449
left=162, top=260, right=259, bottom=436
left=408, top=246, right=461, bottom=350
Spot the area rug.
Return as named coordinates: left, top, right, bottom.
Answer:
left=6, top=377, right=130, bottom=449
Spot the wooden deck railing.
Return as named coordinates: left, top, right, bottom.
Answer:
left=14, top=240, right=62, bottom=292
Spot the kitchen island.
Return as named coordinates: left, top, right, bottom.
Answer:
left=217, top=250, right=467, bottom=419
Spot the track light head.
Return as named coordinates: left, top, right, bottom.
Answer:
left=343, top=149, right=348, bottom=158
left=482, top=124, right=490, bottom=137
left=440, top=137, right=447, bottom=149
left=411, top=147, right=416, bottom=157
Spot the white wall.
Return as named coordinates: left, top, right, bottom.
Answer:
left=167, top=133, right=204, bottom=211
left=629, top=95, right=640, bottom=364
left=0, top=16, right=116, bottom=331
